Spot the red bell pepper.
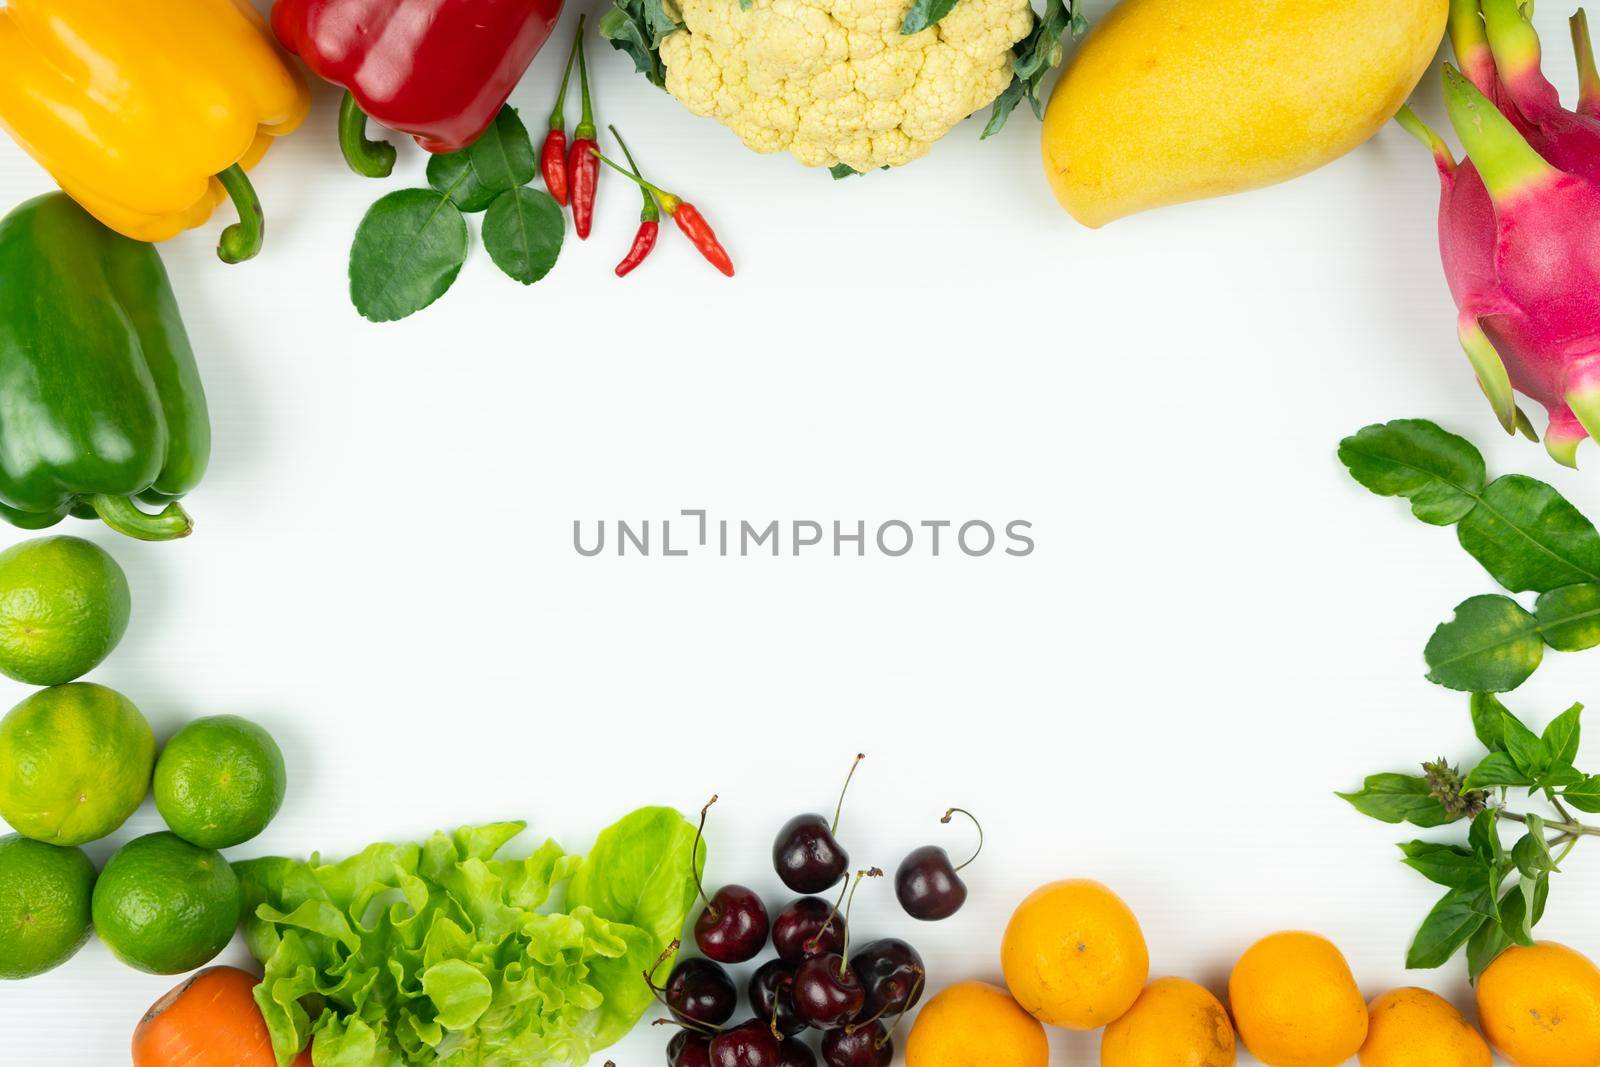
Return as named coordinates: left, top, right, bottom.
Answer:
left=271, top=0, right=565, bottom=176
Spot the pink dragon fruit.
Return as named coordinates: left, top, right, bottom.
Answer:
left=1402, top=0, right=1600, bottom=466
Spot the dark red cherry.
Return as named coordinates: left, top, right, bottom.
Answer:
left=774, top=755, right=863, bottom=893
left=669, top=1030, right=714, bottom=1067
left=851, top=938, right=926, bottom=1018
left=685, top=798, right=771, bottom=963
left=792, top=954, right=865, bottom=1031
left=820, top=1022, right=892, bottom=1067
left=665, top=956, right=739, bottom=1026
left=772, top=897, right=844, bottom=963
left=709, top=1019, right=780, bottom=1067
left=773, top=814, right=849, bottom=894
left=894, top=809, right=981, bottom=921
left=696, top=884, right=771, bottom=963
left=749, top=959, right=806, bottom=1038
left=777, top=1038, right=817, bottom=1067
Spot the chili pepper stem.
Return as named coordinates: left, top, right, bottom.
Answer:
left=591, top=141, right=733, bottom=276
left=338, top=91, right=397, bottom=179
left=89, top=494, right=193, bottom=541
left=214, top=164, right=264, bottom=264
left=590, top=147, right=678, bottom=210
left=609, top=124, right=659, bottom=221
left=574, top=20, right=596, bottom=142
left=549, top=17, right=584, bottom=130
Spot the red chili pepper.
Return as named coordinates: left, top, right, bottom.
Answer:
left=592, top=139, right=734, bottom=277
left=541, top=18, right=583, bottom=206
left=610, top=126, right=660, bottom=277
left=566, top=24, right=599, bottom=239
left=667, top=202, right=734, bottom=278
left=617, top=220, right=659, bottom=277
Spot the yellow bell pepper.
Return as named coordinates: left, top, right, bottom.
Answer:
left=0, top=0, right=310, bottom=262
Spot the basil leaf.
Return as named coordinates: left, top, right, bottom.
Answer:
left=1500, top=709, right=1550, bottom=778
left=1424, top=595, right=1544, bottom=692
left=1465, top=751, right=1534, bottom=790
left=1562, top=775, right=1600, bottom=813
left=1338, top=419, right=1487, bottom=525
left=349, top=189, right=469, bottom=323
left=481, top=188, right=565, bottom=285
left=1399, top=841, right=1486, bottom=889
left=1471, top=692, right=1511, bottom=752
left=901, top=0, right=961, bottom=34
left=1468, top=808, right=1504, bottom=866
left=1535, top=584, right=1600, bottom=653
left=1501, top=875, right=1544, bottom=947
left=1467, top=915, right=1512, bottom=981
left=426, top=151, right=497, bottom=213
left=1337, top=774, right=1457, bottom=827
left=1512, top=817, right=1557, bottom=878
left=1542, top=702, right=1584, bottom=767
left=1407, top=886, right=1492, bottom=969
left=1540, top=764, right=1588, bottom=790
left=1457, top=475, right=1600, bottom=594
left=465, top=107, right=537, bottom=193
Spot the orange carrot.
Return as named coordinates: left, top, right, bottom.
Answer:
left=133, top=966, right=312, bottom=1067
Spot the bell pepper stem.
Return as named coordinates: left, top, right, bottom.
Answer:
left=215, top=164, right=264, bottom=264
left=339, top=91, right=398, bottom=178
left=89, top=495, right=193, bottom=541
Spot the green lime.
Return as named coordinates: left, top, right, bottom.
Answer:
left=0, top=536, right=130, bottom=686
left=0, top=682, right=155, bottom=846
left=153, top=715, right=286, bottom=849
left=0, top=832, right=96, bottom=979
left=91, top=831, right=239, bottom=975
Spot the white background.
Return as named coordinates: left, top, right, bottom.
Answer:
left=3, top=1, right=1599, bottom=1063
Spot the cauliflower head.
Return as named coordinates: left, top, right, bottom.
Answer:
left=657, top=0, right=1035, bottom=172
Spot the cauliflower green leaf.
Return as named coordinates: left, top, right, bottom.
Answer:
left=600, top=0, right=683, bottom=87
left=983, top=0, right=1089, bottom=138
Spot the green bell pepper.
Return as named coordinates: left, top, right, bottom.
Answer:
left=0, top=193, right=209, bottom=540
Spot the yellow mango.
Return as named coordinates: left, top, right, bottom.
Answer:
left=1040, top=0, right=1448, bottom=226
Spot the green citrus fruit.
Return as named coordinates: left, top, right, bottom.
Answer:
left=0, top=682, right=155, bottom=846
left=0, top=832, right=96, bottom=979
left=91, top=831, right=240, bottom=975
left=153, top=715, right=286, bottom=849
left=0, top=536, right=131, bottom=686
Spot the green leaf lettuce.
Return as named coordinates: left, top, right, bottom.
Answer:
left=235, top=809, right=703, bottom=1067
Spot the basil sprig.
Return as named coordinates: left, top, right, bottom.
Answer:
left=1340, top=419, right=1600, bottom=692
left=350, top=107, right=566, bottom=323
left=1341, top=694, right=1600, bottom=979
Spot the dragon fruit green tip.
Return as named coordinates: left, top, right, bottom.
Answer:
left=1403, top=0, right=1600, bottom=467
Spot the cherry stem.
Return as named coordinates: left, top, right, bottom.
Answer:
left=837, top=868, right=882, bottom=977
left=845, top=967, right=924, bottom=1045
left=943, top=807, right=983, bottom=873
left=832, top=753, right=866, bottom=835
left=812, top=867, right=855, bottom=955
left=881, top=970, right=925, bottom=1048
left=643, top=938, right=681, bottom=1005
left=690, top=796, right=718, bottom=912
left=652, top=1016, right=719, bottom=1038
